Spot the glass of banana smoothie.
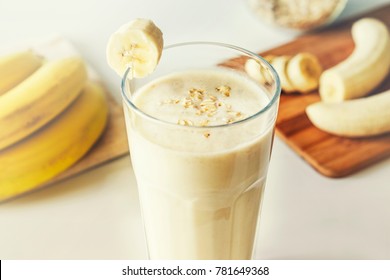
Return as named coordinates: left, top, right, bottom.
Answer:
left=121, top=42, right=280, bottom=260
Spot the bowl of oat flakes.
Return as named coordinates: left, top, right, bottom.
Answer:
left=248, top=0, right=348, bottom=30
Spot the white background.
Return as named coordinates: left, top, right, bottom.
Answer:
left=0, top=0, right=389, bottom=259
left=2, top=260, right=390, bottom=280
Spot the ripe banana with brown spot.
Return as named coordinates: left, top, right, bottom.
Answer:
left=0, top=50, right=43, bottom=95
left=306, top=89, right=390, bottom=137
left=0, top=57, right=87, bottom=150
left=0, top=82, right=108, bottom=202
left=319, top=18, right=390, bottom=102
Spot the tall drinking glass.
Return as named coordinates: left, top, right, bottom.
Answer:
left=121, top=42, right=280, bottom=259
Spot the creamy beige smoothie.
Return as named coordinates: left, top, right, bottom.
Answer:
left=124, top=68, right=275, bottom=259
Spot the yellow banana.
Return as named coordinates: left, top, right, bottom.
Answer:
left=0, top=82, right=108, bottom=201
left=0, top=50, right=43, bottom=96
left=0, top=57, right=87, bottom=151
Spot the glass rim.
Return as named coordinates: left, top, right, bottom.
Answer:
left=121, top=41, right=281, bottom=129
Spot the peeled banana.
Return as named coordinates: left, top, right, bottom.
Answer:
left=106, top=18, right=164, bottom=78
left=0, top=57, right=87, bottom=151
left=0, top=50, right=43, bottom=95
left=306, top=89, right=390, bottom=137
left=319, top=18, right=390, bottom=102
left=0, top=82, right=108, bottom=201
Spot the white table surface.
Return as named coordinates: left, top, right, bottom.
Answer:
left=0, top=0, right=389, bottom=260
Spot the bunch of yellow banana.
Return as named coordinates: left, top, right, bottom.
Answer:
left=0, top=52, right=108, bottom=201
left=245, top=52, right=323, bottom=94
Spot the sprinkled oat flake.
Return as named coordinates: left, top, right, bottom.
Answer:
left=216, top=85, right=231, bottom=97
left=169, top=85, right=244, bottom=127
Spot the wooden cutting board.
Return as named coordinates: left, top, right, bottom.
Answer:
left=225, top=4, right=390, bottom=178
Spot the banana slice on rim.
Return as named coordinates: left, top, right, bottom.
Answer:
left=106, top=18, right=163, bottom=78
left=286, top=52, right=322, bottom=93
